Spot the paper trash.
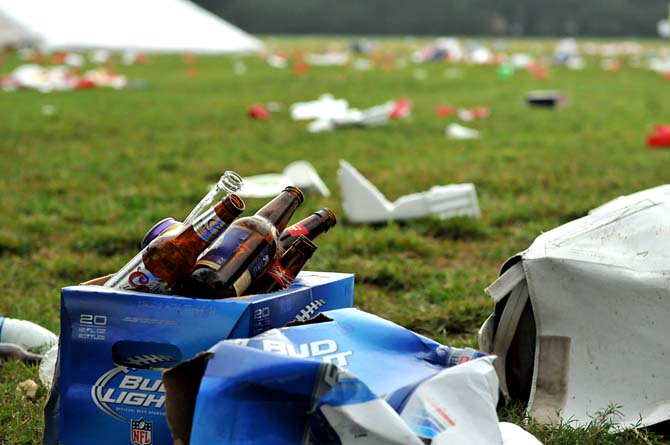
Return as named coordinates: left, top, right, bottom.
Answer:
left=479, top=185, right=670, bottom=428
left=163, top=308, right=520, bottom=445
left=446, top=123, right=480, bottom=140
left=338, top=160, right=480, bottom=224
left=239, top=161, right=330, bottom=198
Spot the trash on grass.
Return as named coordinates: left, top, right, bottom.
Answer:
left=0, top=343, right=43, bottom=364
left=446, top=123, right=480, bottom=140
left=0, top=316, right=57, bottom=351
left=239, top=160, right=330, bottom=198
left=163, top=308, right=534, bottom=445
left=16, top=379, right=39, bottom=399
left=479, top=185, right=670, bottom=429
left=292, top=94, right=411, bottom=133
left=247, top=104, right=270, bottom=120
left=646, top=124, right=670, bottom=148
left=458, top=106, right=490, bottom=121
left=338, top=159, right=480, bottom=224
left=525, top=90, right=567, bottom=108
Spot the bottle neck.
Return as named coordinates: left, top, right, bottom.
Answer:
left=256, top=187, right=303, bottom=232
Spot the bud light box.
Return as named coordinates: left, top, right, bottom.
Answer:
left=47, top=271, right=354, bottom=445
left=161, top=308, right=495, bottom=445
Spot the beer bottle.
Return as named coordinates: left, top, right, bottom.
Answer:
left=104, top=194, right=245, bottom=294
left=139, top=217, right=183, bottom=249
left=277, top=208, right=336, bottom=253
left=245, top=235, right=317, bottom=295
left=180, top=186, right=304, bottom=299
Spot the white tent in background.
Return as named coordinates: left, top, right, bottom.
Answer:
left=0, top=0, right=262, bottom=54
left=0, top=9, right=35, bottom=48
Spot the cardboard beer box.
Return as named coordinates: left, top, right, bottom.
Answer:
left=46, top=271, right=354, bottom=445
left=162, top=308, right=495, bottom=445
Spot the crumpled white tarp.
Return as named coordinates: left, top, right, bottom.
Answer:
left=480, top=185, right=670, bottom=428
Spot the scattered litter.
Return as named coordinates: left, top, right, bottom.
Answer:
left=480, top=185, right=670, bottom=428
left=266, top=54, right=287, bottom=69
left=647, top=124, right=670, bottom=148
left=247, top=104, right=270, bottom=120
left=16, top=379, right=38, bottom=399
left=352, top=58, right=374, bottom=71
left=291, top=93, right=349, bottom=121
left=601, top=58, right=622, bottom=72
left=41, top=104, right=56, bottom=116
left=239, top=160, right=330, bottom=198
left=509, top=53, right=533, bottom=69
left=446, top=123, right=480, bottom=140
left=0, top=316, right=58, bottom=351
left=0, top=343, right=43, bottom=364
left=458, top=106, right=490, bottom=121
left=3, top=64, right=127, bottom=92
left=435, top=104, right=456, bottom=117
left=304, top=52, right=349, bottom=66
left=293, top=62, right=309, bottom=75
left=525, top=90, right=567, bottom=108
left=292, top=94, right=410, bottom=133
left=497, top=63, right=515, bottom=79
left=233, top=61, right=246, bottom=75
left=338, top=159, right=480, bottom=224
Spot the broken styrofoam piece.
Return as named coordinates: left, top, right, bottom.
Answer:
left=290, top=94, right=350, bottom=121
left=480, top=185, right=670, bottom=428
left=446, top=123, right=480, bottom=140
left=338, top=159, right=480, bottom=224
left=238, top=161, right=330, bottom=198
left=283, top=160, right=331, bottom=197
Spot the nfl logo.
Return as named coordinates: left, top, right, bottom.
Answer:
left=131, top=418, right=152, bottom=445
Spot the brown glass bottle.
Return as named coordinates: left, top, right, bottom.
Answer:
left=245, top=235, right=317, bottom=295
left=104, top=194, right=245, bottom=294
left=181, top=186, right=304, bottom=299
left=277, top=208, right=336, bottom=254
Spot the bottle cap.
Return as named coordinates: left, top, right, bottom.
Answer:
left=140, top=217, right=180, bottom=249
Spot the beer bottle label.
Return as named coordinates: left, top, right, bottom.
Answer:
left=286, top=223, right=309, bottom=237
left=193, top=208, right=226, bottom=244
left=195, top=227, right=250, bottom=271
left=267, top=263, right=297, bottom=289
left=107, top=257, right=169, bottom=294
left=232, top=245, right=274, bottom=296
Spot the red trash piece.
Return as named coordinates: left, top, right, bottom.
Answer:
left=248, top=104, right=270, bottom=120
left=75, top=78, right=96, bottom=89
left=647, top=125, right=670, bottom=148
left=389, top=98, right=412, bottom=119
left=434, top=105, right=455, bottom=118
left=293, top=62, right=309, bottom=75
left=472, top=106, right=490, bottom=119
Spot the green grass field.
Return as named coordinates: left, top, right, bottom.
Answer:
left=1, top=37, right=669, bottom=444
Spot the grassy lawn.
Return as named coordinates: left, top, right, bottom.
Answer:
left=0, top=37, right=668, bottom=443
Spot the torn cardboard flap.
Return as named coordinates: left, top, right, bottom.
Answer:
left=163, top=352, right=214, bottom=445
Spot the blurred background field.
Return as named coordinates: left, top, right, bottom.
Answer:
left=1, top=37, right=669, bottom=443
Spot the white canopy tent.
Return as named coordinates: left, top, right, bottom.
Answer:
left=0, top=0, right=262, bottom=54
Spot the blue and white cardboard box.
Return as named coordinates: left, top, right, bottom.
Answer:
left=45, top=271, right=354, bottom=445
